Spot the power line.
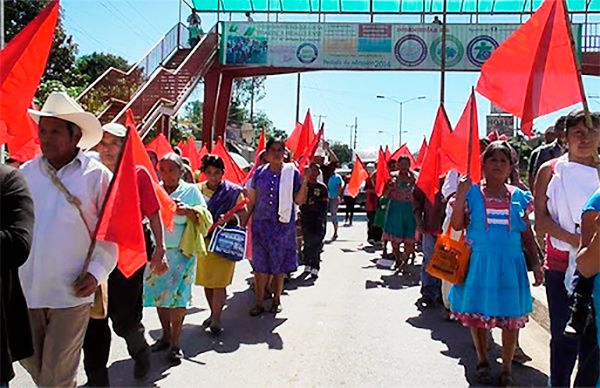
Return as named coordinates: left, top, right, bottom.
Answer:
left=98, top=1, right=155, bottom=46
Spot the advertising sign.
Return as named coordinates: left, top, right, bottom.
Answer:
left=221, top=22, right=581, bottom=71
left=486, top=115, right=515, bottom=138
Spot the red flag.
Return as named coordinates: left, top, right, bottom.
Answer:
left=126, top=111, right=176, bottom=230
left=145, top=133, right=172, bottom=160
left=213, top=138, right=247, bottom=185
left=298, top=126, right=324, bottom=175
left=384, top=145, right=392, bottom=161
left=95, top=126, right=146, bottom=278
left=476, top=0, right=582, bottom=136
left=375, top=147, right=390, bottom=196
left=285, top=122, right=303, bottom=155
left=0, top=0, right=58, bottom=159
left=178, top=137, right=201, bottom=171
left=416, top=105, right=453, bottom=203
left=347, top=156, right=370, bottom=198
left=390, top=144, right=417, bottom=168
left=415, top=138, right=428, bottom=168
left=444, top=90, right=482, bottom=182
left=296, top=110, right=316, bottom=160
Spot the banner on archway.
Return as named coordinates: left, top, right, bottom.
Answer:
left=220, top=22, right=581, bottom=71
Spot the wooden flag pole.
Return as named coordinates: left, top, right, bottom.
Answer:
left=440, top=0, right=448, bottom=105
left=561, top=0, right=599, bottom=169
left=466, top=87, right=475, bottom=179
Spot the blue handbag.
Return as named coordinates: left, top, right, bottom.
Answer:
left=208, top=224, right=247, bottom=262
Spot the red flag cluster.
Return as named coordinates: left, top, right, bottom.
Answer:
left=390, top=144, right=417, bottom=169
left=375, top=147, right=390, bottom=196
left=286, top=109, right=317, bottom=160
left=416, top=91, right=481, bottom=203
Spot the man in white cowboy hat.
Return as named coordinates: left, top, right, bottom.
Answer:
left=82, top=122, right=168, bottom=385
left=18, top=92, right=118, bottom=387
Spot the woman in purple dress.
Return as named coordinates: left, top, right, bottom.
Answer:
left=248, top=139, right=309, bottom=316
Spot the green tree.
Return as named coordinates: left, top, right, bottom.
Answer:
left=330, top=142, right=353, bottom=165
left=229, top=77, right=266, bottom=123
left=6, top=0, right=80, bottom=88
left=75, top=52, right=131, bottom=86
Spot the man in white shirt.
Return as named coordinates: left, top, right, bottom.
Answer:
left=18, top=92, right=118, bottom=387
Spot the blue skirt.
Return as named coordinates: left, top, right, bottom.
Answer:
left=449, top=243, right=533, bottom=318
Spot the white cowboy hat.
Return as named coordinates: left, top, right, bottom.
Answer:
left=28, top=92, right=102, bottom=150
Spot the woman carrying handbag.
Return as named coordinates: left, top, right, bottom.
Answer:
left=449, top=141, right=543, bottom=386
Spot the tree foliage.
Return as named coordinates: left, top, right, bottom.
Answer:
left=75, top=52, right=131, bottom=86
left=6, top=0, right=79, bottom=87
left=229, top=77, right=266, bottom=123
left=330, top=142, right=353, bottom=165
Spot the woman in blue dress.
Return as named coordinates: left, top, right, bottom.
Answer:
left=144, top=153, right=207, bottom=364
left=577, top=187, right=600, bottom=387
left=450, top=141, right=544, bottom=386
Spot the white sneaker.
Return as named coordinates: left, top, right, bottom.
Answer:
left=304, top=265, right=312, bottom=274
left=310, top=268, right=319, bottom=277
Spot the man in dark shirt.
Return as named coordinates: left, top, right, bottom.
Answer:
left=528, top=116, right=566, bottom=191
left=300, top=163, right=329, bottom=279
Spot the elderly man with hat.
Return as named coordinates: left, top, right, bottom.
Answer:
left=18, top=92, right=118, bottom=386
left=82, top=122, right=168, bottom=386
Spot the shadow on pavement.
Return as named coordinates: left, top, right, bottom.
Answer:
left=109, top=286, right=287, bottom=386
left=365, top=266, right=421, bottom=290
left=407, top=308, right=549, bottom=387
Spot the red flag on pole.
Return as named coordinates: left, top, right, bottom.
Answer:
left=298, top=125, right=324, bottom=175
left=178, top=137, right=201, bottom=171
left=415, top=138, right=428, bottom=168
left=213, top=138, right=247, bottom=185
left=285, top=122, right=303, bottom=155
left=0, top=0, right=58, bottom=160
left=375, top=147, right=390, bottom=196
left=126, top=111, right=176, bottom=230
left=390, top=144, right=417, bottom=168
left=444, top=90, right=481, bottom=182
left=145, top=133, right=172, bottom=160
left=416, top=105, right=453, bottom=203
left=476, top=0, right=582, bottom=136
left=384, top=145, right=392, bottom=161
left=347, top=156, right=370, bottom=198
left=95, top=126, right=147, bottom=278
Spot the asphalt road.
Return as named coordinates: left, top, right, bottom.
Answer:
left=12, top=216, right=550, bottom=387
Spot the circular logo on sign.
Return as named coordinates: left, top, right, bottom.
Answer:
left=466, top=35, right=499, bottom=67
left=296, top=43, right=318, bottom=64
left=430, top=35, right=464, bottom=67
left=393, top=34, right=428, bottom=67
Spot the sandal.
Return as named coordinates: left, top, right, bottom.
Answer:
left=475, top=362, right=493, bottom=385
left=150, top=337, right=170, bottom=352
left=499, top=371, right=514, bottom=387
left=512, top=346, right=532, bottom=364
left=270, top=302, right=282, bottom=314
left=210, top=321, right=222, bottom=335
left=168, top=346, right=183, bottom=365
left=249, top=305, right=265, bottom=317
left=202, top=317, right=212, bottom=327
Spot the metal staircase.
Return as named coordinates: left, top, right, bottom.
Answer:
left=76, top=23, right=218, bottom=137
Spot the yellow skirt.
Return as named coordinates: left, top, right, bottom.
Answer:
left=195, top=240, right=236, bottom=288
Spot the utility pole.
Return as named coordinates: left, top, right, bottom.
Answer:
left=315, top=114, right=327, bottom=129
left=353, top=116, right=358, bottom=150
left=295, top=73, right=301, bottom=123
left=346, top=117, right=358, bottom=151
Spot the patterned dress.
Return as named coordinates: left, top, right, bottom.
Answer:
left=143, top=181, right=205, bottom=308
left=251, top=164, right=302, bottom=274
left=383, top=174, right=417, bottom=243
left=450, top=184, right=534, bottom=329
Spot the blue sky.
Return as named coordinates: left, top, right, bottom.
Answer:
left=61, top=0, right=600, bottom=153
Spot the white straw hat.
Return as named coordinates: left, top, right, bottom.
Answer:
left=28, top=92, right=102, bottom=150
